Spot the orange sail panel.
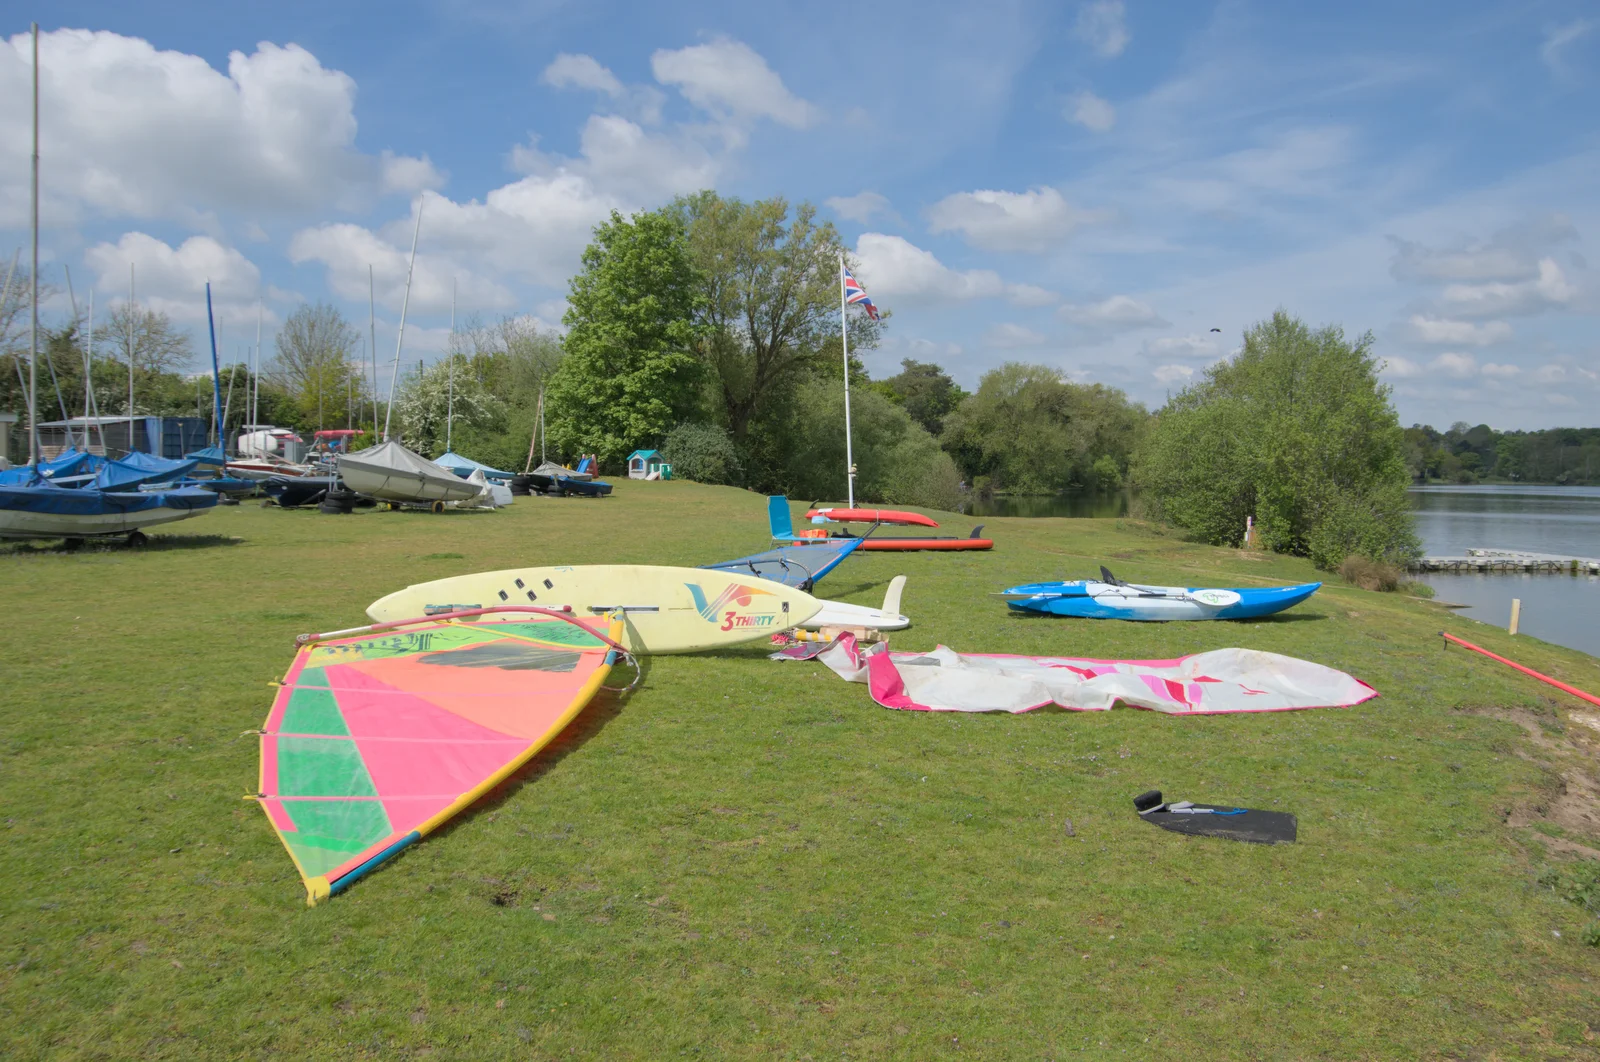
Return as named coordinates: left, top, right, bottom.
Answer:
left=257, top=613, right=622, bottom=904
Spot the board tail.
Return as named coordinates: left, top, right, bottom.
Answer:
left=881, top=575, right=906, bottom=617
left=768, top=495, right=795, bottom=540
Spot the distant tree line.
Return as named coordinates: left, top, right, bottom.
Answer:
left=1403, top=422, right=1600, bottom=485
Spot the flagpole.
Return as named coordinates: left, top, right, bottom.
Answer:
left=839, top=253, right=855, bottom=508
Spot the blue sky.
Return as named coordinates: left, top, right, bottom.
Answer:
left=2, top=0, right=1596, bottom=428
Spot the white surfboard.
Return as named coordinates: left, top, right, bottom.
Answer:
left=803, top=576, right=910, bottom=631
left=367, top=565, right=822, bottom=654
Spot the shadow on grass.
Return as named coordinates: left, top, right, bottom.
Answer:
left=0, top=533, right=244, bottom=556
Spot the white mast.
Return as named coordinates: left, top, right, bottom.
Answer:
left=446, top=276, right=455, bottom=454
left=28, top=23, right=39, bottom=466
left=253, top=298, right=262, bottom=434
left=383, top=196, right=425, bottom=441
left=368, top=264, right=378, bottom=432
left=127, top=263, right=135, bottom=454
left=838, top=253, right=856, bottom=508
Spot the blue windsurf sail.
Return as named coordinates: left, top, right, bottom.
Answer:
left=702, top=538, right=863, bottom=591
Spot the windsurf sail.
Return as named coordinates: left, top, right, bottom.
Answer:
left=781, top=634, right=1376, bottom=714
left=256, top=607, right=626, bottom=905
left=701, top=538, right=863, bottom=590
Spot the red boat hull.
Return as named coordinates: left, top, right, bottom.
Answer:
left=855, top=537, right=993, bottom=552
left=805, top=507, right=940, bottom=528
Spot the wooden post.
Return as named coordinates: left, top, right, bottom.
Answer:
left=1509, top=598, right=1521, bottom=636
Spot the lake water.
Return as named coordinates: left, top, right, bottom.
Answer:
left=1410, top=485, right=1600, bottom=658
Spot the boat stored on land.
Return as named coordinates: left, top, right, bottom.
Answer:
left=770, top=496, right=991, bottom=551
left=0, top=482, right=218, bottom=542
left=1001, top=568, right=1320, bottom=621
left=336, top=442, right=482, bottom=506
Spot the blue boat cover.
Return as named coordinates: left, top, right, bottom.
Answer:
left=91, top=453, right=201, bottom=491
left=702, top=538, right=863, bottom=590
left=185, top=446, right=228, bottom=467
left=0, top=483, right=220, bottom=516
left=434, top=451, right=514, bottom=481
left=0, top=449, right=103, bottom=486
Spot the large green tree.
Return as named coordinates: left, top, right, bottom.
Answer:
left=673, top=192, right=883, bottom=481
left=544, top=209, right=705, bottom=465
left=941, top=363, right=1146, bottom=493
left=271, top=303, right=362, bottom=432
left=1133, top=311, right=1419, bottom=567
left=873, top=359, right=967, bottom=436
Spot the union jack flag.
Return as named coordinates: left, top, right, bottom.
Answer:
left=842, top=265, right=879, bottom=320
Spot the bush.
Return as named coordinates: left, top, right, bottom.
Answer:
left=663, top=422, right=743, bottom=485
left=1133, top=311, right=1420, bottom=569
left=1339, top=555, right=1401, bottom=592
left=779, top=378, right=963, bottom=511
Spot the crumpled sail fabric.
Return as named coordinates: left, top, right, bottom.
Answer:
left=797, top=634, right=1376, bottom=714
left=257, top=611, right=623, bottom=904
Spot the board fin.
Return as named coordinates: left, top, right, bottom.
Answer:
left=881, top=575, right=906, bottom=618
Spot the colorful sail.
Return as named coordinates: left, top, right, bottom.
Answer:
left=256, top=608, right=624, bottom=904
left=781, top=634, right=1376, bottom=715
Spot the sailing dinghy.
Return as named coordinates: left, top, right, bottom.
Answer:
left=335, top=441, right=482, bottom=508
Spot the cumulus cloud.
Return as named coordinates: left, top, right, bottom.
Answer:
left=1407, top=314, right=1512, bottom=346
left=1481, top=362, right=1521, bottom=378
left=1066, top=91, right=1116, bottom=132
left=0, top=30, right=434, bottom=227
left=1152, top=364, right=1194, bottom=384
left=84, top=232, right=266, bottom=328
left=1380, top=356, right=1424, bottom=378
left=826, top=191, right=892, bottom=224
left=1076, top=1, right=1130, bottom=58
left=926, top=187, right=1103, bottom=253
left=1429, top=352, right=1477, bottom=378
left=651, top=37, right=817, bottom=128
left=1059, top=294, right=1164, bottom=330
left=1145, top=333, right=1220, bottom=359
left=1439, top=258, right=1577, bottom=317
left=541, top=53, right=624, bottom=97
left=852, top=233, right=1054, bottom=305
left=984, top=323, right=1047, bottom=348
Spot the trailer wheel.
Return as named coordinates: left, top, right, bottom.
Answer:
left=431, top=500, right=446, bottom=514
left=62, top=537, right=85, bottom=551
left=126, top=531, right=149, bottom=548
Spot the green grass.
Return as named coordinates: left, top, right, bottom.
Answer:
left=3, top=480, right=1599, bottom=1059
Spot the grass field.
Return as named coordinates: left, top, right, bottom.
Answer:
left=3, top=479, right=1599, bottom=1060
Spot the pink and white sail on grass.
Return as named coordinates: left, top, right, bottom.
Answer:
left=777, top=634, right=1376, bottom=714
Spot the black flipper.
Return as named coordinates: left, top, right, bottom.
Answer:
left=1100, top=565, right=1120, bottom=586
left=1133, top=790, right=1296, bottom=845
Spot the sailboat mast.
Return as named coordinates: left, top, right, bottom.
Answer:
left=383, top=196, right=424, bottom=441
left=368, top=265, right=378, bottom=433
left=253, top=298, right=262, bottom=435
left=446, top=277, right=455, bottom=454
left=127, top=264, right=135, bottom=454
left=205, top=282, right=222, bottom=446
left=28, top=23, right=39, bottom=466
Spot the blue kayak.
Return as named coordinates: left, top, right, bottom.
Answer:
left=1001, top=569, right=1320, bottom=621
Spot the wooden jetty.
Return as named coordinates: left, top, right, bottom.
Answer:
left=1410, top=548, right=1600, bottom=574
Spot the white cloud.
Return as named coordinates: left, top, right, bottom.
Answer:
left=1534, top=364, right=1569, bottom=384
left=1076, top=1, right=1130, bottom=58
left=1481, top=362, right=1521, bottom=379
left=853, top=233, right=1053, bottom=305
left=1541, top=19, right=1595, bottom=75
left=1059, top=294, right=1163, bottom=330
left=84, top=232, right=266, bottom=329
left=827, top=191, right=892, bottom=224
left=984, top=323, right=1047, bottom=348
left=926, top=187, right=1102, bottom=253
left=1145, top=333, right=1220, bottom=359
left=1407, top=314, right=1513, bottom=346
left=0, top=30, right=432, bottom=227
left=1152, top=364, right=1194, bottom=384
left=541, top=53, right=624, bottom=98
left=1381, top=356, right=1424, bottom=378
left=1429, top=352, right=1477, bottom=378
left=1066, top=91, right=1116, bottom=132
left=650, top=37, right=817, bottom=128
left=1387, top=216, right=1578, bottom=283
left=1439, top=258, right=1576, bottom=317
left=1006, top=284, right=1060, bottom=307
left=379, top=151, right=445, bottom=196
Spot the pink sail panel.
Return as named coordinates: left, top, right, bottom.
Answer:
left=806, top=635, right=1376, bottom=714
